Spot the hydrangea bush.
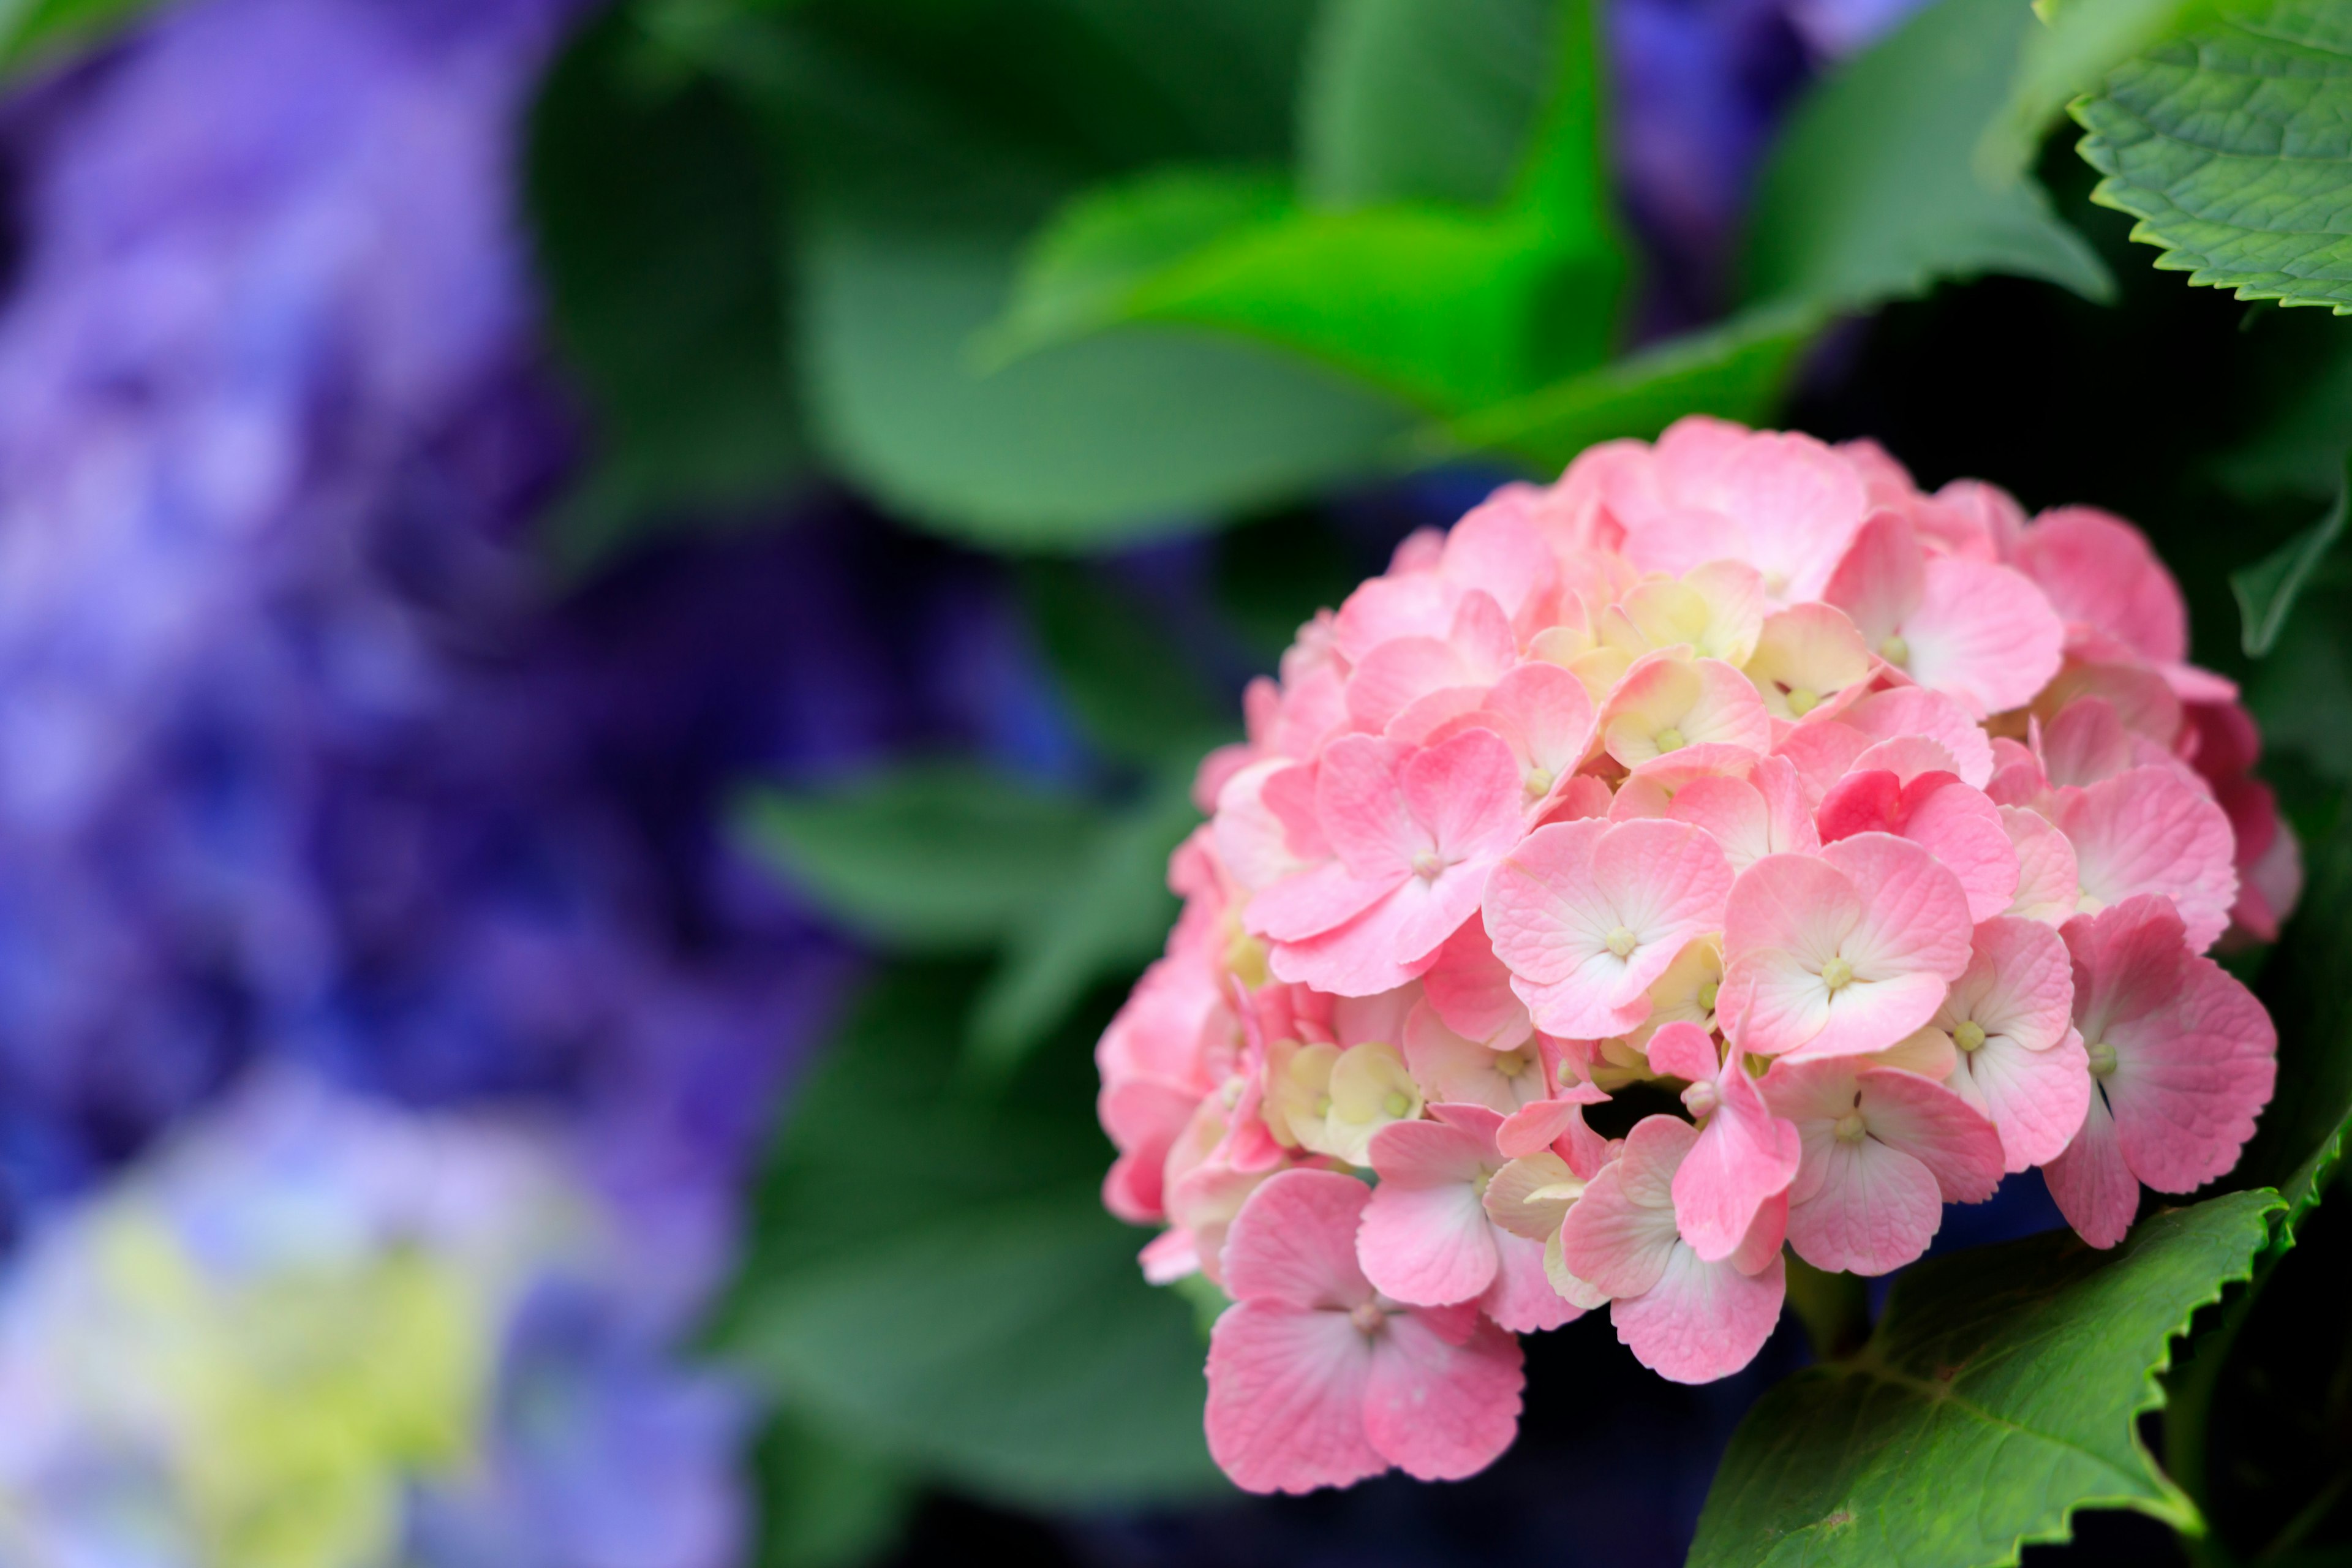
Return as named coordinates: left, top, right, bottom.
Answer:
left=1098, top=417, right=2297, bottom=1494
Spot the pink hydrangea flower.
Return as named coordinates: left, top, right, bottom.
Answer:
left=1721, top=834, right=1974, bottom=1059
left=1100, top=420, right=2292, bottom=1493
left=1205, top=1170, right=1526, bottom=1493
left=2043, top=896, right=2277, bottom=1248
left=1557, top=1115, right=1789, bottom=1382
left=1482, top=817, right=1734, bottom=1038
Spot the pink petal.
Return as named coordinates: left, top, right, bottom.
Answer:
left=1722, top=853, right=1861, bottom=1055
left=1265, top=883, right=1449, bottom=997
left=1420, top=918, right=1534, bottom=1049
left=1496, top=1088, right=1610, bottom=1164
left=1822, top=833, right=1974, bottom=988
left=1785, top=1133, right=1945, bottom=1275
left=2105, top=956, right=2277, bottom=1193
left=1481, top=818, right=1611, bottom=988
left=1644, top=1019, right=1720, bottom=1082
left=2040, top=697, right=2139, bottom=788
left=1247, top=860, right=1397, bottom=944
left=2053, top=767, right=2238, bottom=952
left=2002, top=806, right=2080, bottom=923
left=1774, top=720, right=1871, bottom=809
left=1823, top=511, right=1923, bottom=647
left=2013, top=506, right=2188, bottom=665
left=1850, top=1067, right=2004, bottom=1204
left=1673, top=1060, right=1803, bottom=1263
left=1443, top=497, right=1559, bottom=627
left=1317, top=736, right=1420, bottom=880
left=1843, top=687, right=1996, bottom=788
left=1901, top=558, right=2067, bottom=717
left=1482, top=660, right=1598, bottom=782
left=1951, top=1026, right=2092, bottom=1172
left=1357, top=1180, right=1502, bottom=1308
left=1610, top=1245, right=1787, bottom=1383
left=2041, top=1088, right=2139, bottom=1249
left=1221, top=1169, right=1376, bottom=1309
left=1363, top=1311, right=1526, bottom=1480
left=1207, top=1302, right=1384, bottom=1493
left=1898, top=777, right=2020, bottom=923
left=1482, top=1229, right=1583, bottom=1332
left=1402, top=726, right=1526, bottom=867
left=1558, top=1115, right=1694, bottom=1296
left=1402, top=1002, right=1548, bottom=1113
left=1946, top=916, right=2075, bottom=1053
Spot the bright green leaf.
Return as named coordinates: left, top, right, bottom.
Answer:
left=2233, top=454, right=2350, bottom=656
left=2076, top=1, right=2352, bottom=314
left=734, top=766, right=1103, bottom=949
left=525, top=9, right=804, bottom=570
left=991, top=169, right=1615, bottom=412
left=1430, top=304, right=1821, bottom=473
left=1746, top=0, right=2113, bottom=311
left=714, top=965, right=1222, bottom=1507
left=1976, top=0, right=2218, bottom=186
left=1689, top=1190, right=2282, bottom=1568
left=1297, top=0, right=1562, bottom=209
left=968, top=769, right=1199, bottom=1072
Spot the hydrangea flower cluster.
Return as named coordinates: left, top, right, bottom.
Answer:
left=1098, top=417, right=2294, bottom=1496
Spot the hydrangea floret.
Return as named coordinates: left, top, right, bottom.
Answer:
left=1096, top=418, right=2293, bottom=1494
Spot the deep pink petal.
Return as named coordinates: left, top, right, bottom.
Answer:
left=2013, top=506, right=2188, bottom=665
left=1610, top=1245, right=1787, bottom=1383
left=1363, top=1311, right=1526, bottom=1480
left=1899, top=779, right=2019, bottom=923
left=1843, top=687, right=1995, bottom=787
left=2105, top=956, right=2277, bottom=1193
left=1673, top=1064, right=1803, bottom=1263
left=2054, top=767, right=2238, bottom=952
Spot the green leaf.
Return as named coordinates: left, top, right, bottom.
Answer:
left=0, top=0, right=162, bottom=77
left=1976, top=0, right=2218, bottom=187
left=1297, top=0, right=1565, bottom=209
left=969, top=769, right=1199, bottom=1072
left=1745, top=0, right=2113, bottom=312
left=714, top=965, right=1223, bottom=1507
left=2233, top=453, right=2351, bottom=656
left=1430, top=304, right=1822, bottom=473
left=2075, top=1, right=2352, bottom=314
left=1017, top=560, right=1229, bottom=769
left=734, top=766, right=1104, bottom=949
left=1689, top=1189, right=2282, bottom=1568
left=524, top=10, right=806, bottom=570
left=751, top=1410, right=914, bottom=1568
left=991, top=169, right=1614, bottom=412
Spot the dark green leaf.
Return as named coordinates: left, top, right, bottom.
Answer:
left=525, top=9, right=804, bottom=568
left=2233, top=454, right=2351, bottom=656
left=734, top=766, right=1103, bottom=948
left=752, top=1409, right=914, bottom=1568
left=715, top=965, right=1223, bottom=1506
left=2211, top=326, right=2352, bottom=500
left=1017, top=561, right=1228, bottom=768
left=969, top=769, right=1199, bottom=1072
left=1746, top=0, right=2112, bottom=311
left=1297, top=0, right=1563, bottom=209
left=1689, top=1190, right=2282, bottom=1568
left=1430, top=304, right=1821, bottom=473
left=2076, top=1, right=2352, bottom=314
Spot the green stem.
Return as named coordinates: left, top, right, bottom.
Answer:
left=1783, top=1253, right=1870, bottom=1361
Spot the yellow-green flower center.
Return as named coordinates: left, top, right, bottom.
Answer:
left=1954, top=1019, right=1988, bottom=1053
left=1820, top=956, right=1855, bottom=992
left=1879, top=634, right=1911, bottom=667
left=1654, top=726, right=1686, bottom=753
left=1605, top=925, right=1639, bottom=959
left=1785, top=687, right=1820, bottom=717
left=1697, top=981, right=1720, bottom=1014
left=2087, top=1041, right=2118, bottom=1079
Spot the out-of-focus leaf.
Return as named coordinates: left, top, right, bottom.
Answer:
left=2234, top=454, right=2350, bottom=657
left=1746, top=0, right=2112, bottom=311
left=990, top=168, right=1610, bottom=413
left=735, top=766, right=1102, bottom=948
left=655, top=0, right=1418, bottom=548
left=526, top=9, right=804, bottom=569
left=1018, top=561, right=1228, bottom=769
left=969, top=769, right=1198, bottom=1072
left=0, top=0, right=160, bottom=76
left=715, top=965, right=1223, bottom=1506
left=2212, top=330, right=2352, bottom=500
left=752, top=1410, right=913, bottom=1568
left=1430, top=304, right=1820, bottom=473
left=1977, top=0, right=2217, bottom=186
left=1689, top=1189, right=2281, bottom=1567
left=2075, top=1, right=2352, bottom=315
left=1298, top=0, right=1566, bottom=210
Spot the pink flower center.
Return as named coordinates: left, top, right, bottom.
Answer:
left=1349, top=1301, right=1387, bottom=1336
